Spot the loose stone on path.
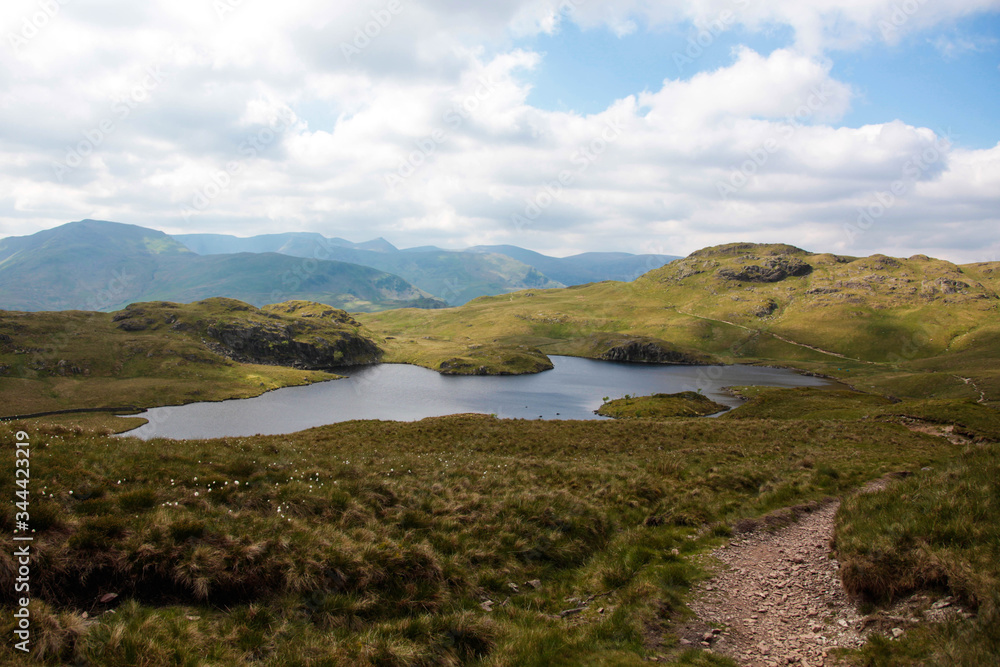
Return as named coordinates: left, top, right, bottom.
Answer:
left=685, top=501, right=868, bottom=666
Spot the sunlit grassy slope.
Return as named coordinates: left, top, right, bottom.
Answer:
left=361, top=243, right=1000, bottom=404
left=2, top=243, right=999, bottom=665
left=0, top=298, right=383, bottom=416
left=0, top=412, right=956, bottom=666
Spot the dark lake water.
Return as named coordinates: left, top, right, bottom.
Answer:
left=121, top=356, right=830, bottom=439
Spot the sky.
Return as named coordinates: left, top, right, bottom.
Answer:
left=1, top=0, right=999, bottom=262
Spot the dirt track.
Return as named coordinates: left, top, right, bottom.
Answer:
left=683, top=500, right=868, bottom=666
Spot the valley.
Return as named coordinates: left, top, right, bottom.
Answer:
left=1, top=242, right=998, bottom=666
left=7, top=4, right=998, bottom=663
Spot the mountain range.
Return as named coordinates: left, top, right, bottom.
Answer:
left=0, top=220, right=679, bottom=312
left=174, top=232, right=679, bottom=305
left=0, top=220, right=444, bottom=312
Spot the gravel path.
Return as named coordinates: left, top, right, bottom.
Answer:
left=684, top=501, right=868, bottom=666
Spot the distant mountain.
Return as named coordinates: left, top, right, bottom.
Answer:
left=0, top=221, right=444, bottom=312
left=175, top=233, right=399, bottom=256
left=175, top=233, right=680, bottom=305
left=465, top=245, right=680, bottom=286
left=175, top=233, right=563, bottom=305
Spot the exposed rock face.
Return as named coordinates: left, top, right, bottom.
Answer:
left=205, top=321, right=381, bottom=369
left=111, top=299, right=383, bottom=370
left=599, top=338, right=698, bottom=364
left=717, top=257, right=813, bottom=283
left=935, top=278, right=970, bottom=294
left=753, top=299, right=778, bottom=318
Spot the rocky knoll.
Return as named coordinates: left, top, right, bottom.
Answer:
left=717, top=256, right=814, bottom=283
left=203, top=320, right=381, bottom=369
left=112, top=298, right=383, bottom=370
left=599, top=336, right=705, bottom=364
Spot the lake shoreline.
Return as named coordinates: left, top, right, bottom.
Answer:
left=117, top=357, right=831, bottom=440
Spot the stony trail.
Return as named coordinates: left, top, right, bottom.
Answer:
left=683, top=501, right=868, bottom=666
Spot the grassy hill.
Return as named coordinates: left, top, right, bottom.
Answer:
left=0, top=221, right=445, bottom=312
left=0, top=298, right=384, bottom=416
left=596, top=391, right=730, bottom=419
left=1, top=241, right=999, bottom=665
left=361, top=243, right=1000, bottom=405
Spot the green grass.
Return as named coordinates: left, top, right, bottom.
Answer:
left=0, top=298, right=382, bottom=416
left=2, top=243, right=1000, bottom=665
left=435, top=344, right=554, bottom=375
left=360, top=244, right=1000, bottom=410
left=836, top=441, right=1000, bottom=606
left=835, top=441, right=1000, bottom=665
left=0, top=412, right=955, bottom=665
left=721, top=387, right=896, bottom=421
left=596, top=392, right=729, bottom=419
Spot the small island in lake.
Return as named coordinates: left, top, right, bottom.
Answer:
left=596, top=391, right=729, bottom=419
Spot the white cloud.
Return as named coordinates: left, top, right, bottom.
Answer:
left=0, top=0, right=999, bottom=262
left=931, top=34, right=998, bottom=59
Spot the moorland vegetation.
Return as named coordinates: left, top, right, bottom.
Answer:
left=1, top=242, right=998, bottom=665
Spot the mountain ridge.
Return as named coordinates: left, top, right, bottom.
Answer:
left=176, top=232, right=680, bottom=304
left=0, top=220, right=444, bottom=313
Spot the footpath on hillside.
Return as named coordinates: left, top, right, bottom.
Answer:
left=682, top=501, right=864, bottom=666
left=672, top=477, right=966, bottom=666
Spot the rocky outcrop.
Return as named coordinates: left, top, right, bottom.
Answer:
left=111, top=299, right=383, bottom=370
left=204, top=321, right=381, bottom=369
left=599, top=338, right=700, bottom=364
left=753, top=299, right=779, bottom=317
left=435, top=345, right=554, bottom=375
left=717, top=257, right=813, bottom=283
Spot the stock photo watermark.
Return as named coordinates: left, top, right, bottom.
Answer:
left=716, top=82, right=837, bottom=200
left=340, top=0, right=407, bottom=62
left=511, top=115, right=625, bottom=232
left=52, top=45, right=177, bottom=182
left=12, top=429, right=33, bottom=653
left=878, top=0, right=929, bottom=41
left=843, top=132, right=952, bottom=244
left=6, top=0, right=72, bottom=53
left=384, top=72, right=500, bottom=190
left=214, top=0, right=248, bottom=21
left=180, top=107, right=295, bottom=220
left=673, top=0, right=750, bottom=73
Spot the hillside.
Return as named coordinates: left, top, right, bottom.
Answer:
left=175, top=232, right=679, bottom=305
left=2, top=243, right=999, bottom=666
left=466, top=244, right=680, bottom=285
left=0, top=221, right=445, bottom=312
left=0, top=298, right=384, bottom=416
left=172, top=232, right=398, bottom=255
left=361, top=243, right=1000, bottom=404
left=176, top=232, right=564, bottom=305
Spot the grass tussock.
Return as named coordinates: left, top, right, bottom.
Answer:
left=0, top=412, right=952, bottom=665
left=835, top=441, right=1000, bottom=665
left=836, top=442, right=1000, bottom=607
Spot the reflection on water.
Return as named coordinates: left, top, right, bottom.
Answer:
left=122, top=356, right=830, bottom=440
